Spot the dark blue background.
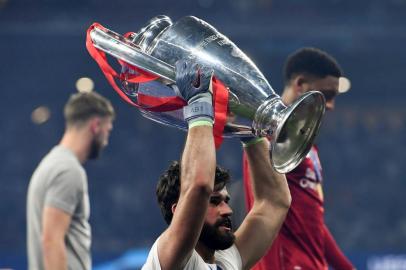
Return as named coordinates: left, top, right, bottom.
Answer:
left=1, top=0, right=405, bottom=269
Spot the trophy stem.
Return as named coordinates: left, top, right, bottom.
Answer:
left=253, top=94, right=286, bottom=137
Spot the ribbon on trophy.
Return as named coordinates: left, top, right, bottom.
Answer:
left=86, top=23, right=228, bottom=148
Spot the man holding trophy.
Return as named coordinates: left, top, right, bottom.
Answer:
left=142, top=57, right=291, bottom=270
left=86, top=15, right=331, bottom=270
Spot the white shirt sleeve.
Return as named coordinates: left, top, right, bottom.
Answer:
left=142, top=239, right=161, bottom=270
left=142, top=239, right=242, bottom=270
left=215, top=245, right=243, bottom=270
left=141, top=238, right=206, bottom=270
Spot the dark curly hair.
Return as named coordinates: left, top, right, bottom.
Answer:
left=283, top=47, right=342, bottom=84
left=156, top=160, right=230, bottom=224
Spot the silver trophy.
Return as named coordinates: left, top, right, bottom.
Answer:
left=89, top=15, right=325, bottom=173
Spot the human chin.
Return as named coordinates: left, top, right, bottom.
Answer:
left=200, top=220, right=235, bottom=250
left=217, top=227, right=235, bottom=248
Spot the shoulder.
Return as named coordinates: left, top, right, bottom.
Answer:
left=215, top=245, right=243, bottom=270
left=31, top=147, right=84, bottom=185
left=142, top=239, right=161, bottom=270
left=38, top=146, right=82, bottom=170
left=142, top=238, right=209, bottom=270
left=34, top=147, right=86, bottom=193
left=46, top=146, right=85, bottom=180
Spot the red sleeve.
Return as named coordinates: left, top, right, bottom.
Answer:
left=324, top=225, right=355, bottom=270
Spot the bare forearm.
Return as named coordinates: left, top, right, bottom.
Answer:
left=43, top=240, right=67, bottom=270
left=244, top=139, right=290, bottom=208
left=42, top=207, right=71, bottom=270
left=235, top=139, right=291, bottom=269
left=181, top=125, right=216, bottom=192
left=177, top=125, right=216, bottom=237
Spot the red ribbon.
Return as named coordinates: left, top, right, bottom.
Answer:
left=86, top=22, right=228, bottom=148
left=212, top=77, right=228, bottom=148
left=86, top=23, right=183, bottom=109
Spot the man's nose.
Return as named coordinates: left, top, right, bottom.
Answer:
left=220, top=202, right=233, bottom=216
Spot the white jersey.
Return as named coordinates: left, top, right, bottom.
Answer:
left=142, top=238, right=242, bottom=270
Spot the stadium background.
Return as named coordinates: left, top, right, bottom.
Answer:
left=1, top=0, right=405, bottom=269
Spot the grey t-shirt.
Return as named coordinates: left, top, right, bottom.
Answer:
left=27, top=145, right=91, bottom=270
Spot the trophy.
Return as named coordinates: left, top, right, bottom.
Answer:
left=87, top=15, right=326, bottom=173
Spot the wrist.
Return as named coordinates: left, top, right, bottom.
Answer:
left=242, top=137, right=266, bottom=148
left=184, top=97, right=214, bottom=126
left=188, top=119, right=213, bottom=129
left=187, top=92, right=212, bottom=105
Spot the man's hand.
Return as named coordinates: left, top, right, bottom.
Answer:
left=175, top=57, right=213, bottom=102
left=175, top=57, right=214, bottom=126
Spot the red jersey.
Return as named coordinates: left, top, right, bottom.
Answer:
left=244, top=145, right=328, bottom=270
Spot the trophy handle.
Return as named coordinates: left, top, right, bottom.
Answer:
left=89, top=26, right=176, bottom=83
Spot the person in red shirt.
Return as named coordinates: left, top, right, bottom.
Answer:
left=243, top=47, right=355, bottom=270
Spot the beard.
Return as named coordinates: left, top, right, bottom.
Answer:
left=199, top=216, right=235, bottom=250
left=88, top=135, right=104, bottom=160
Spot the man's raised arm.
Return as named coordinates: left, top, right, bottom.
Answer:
left=157, top=58, right=216, bottom=270
left=235, top=139, right=291, bottom=269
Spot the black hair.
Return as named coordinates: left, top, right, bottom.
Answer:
left=283, top=47, right=342, bottom=84
left=156, top=161, right=230, bottom=224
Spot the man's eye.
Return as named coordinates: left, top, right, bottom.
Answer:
left=210, top=198, right=221, bottom=205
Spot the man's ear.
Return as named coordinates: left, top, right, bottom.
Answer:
left=89, top=117, right=101, bottom=134
left=292, top=75, right=307, bottom=94
left=171, top=203, right=177, bottom=214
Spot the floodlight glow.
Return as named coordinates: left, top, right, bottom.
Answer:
left=31, top=106, right=51, bottom=125
left=76, top=77, right=94, bottom=93
left=338, top=77, right=351, bottom=93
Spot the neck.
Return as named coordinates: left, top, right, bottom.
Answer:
left=281, top=85, right=296, bottom=106
left=59, top=127, right=91, bottom=164
left=196, top=241, right=216, bottom=264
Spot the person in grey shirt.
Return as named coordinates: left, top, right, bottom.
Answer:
left=27, top=91, right=115, bottom=270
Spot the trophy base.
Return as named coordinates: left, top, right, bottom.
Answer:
left=271, top=91, right=326, bottom=173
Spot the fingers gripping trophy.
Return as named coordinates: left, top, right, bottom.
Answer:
left=86, top=15, right=326, bottom=173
